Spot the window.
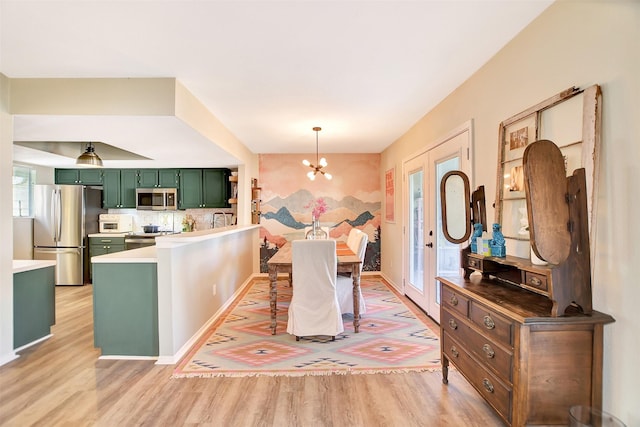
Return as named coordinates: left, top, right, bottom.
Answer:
left=13, top=165, right=35, bottom=217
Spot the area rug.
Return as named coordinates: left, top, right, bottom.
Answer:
left=172, top=276, right=441, bottom=378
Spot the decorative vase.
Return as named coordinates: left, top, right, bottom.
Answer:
left=307, top=217, right=327, bottom=240
left=530, top=246, right=547, bottom=265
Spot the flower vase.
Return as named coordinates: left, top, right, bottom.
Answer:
left=530, top=245, right=547, bottom=265
left=308, top=217, right=327, bottom=240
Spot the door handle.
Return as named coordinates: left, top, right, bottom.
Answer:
left=426, top=242, right=433, bottom=248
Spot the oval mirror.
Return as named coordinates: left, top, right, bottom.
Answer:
left=440, top=171, right=471, bottom=244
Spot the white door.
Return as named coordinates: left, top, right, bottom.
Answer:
left=404, top=155, right=427, bottom=309
left=404, top=124, right=471, bottom=322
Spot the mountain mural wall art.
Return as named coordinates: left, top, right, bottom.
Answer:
left=258, top=153, right=382, bottom=273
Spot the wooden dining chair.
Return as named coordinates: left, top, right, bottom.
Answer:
left=336, top=229, right=368, bottom=315
left=286, top=239, right=343, bottom=340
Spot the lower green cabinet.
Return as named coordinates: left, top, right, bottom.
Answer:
left=14, top=266, right=55, bottom=348
left=90, top=236, right=126, bottom=257
left=93, top=263, right=158, bottom=356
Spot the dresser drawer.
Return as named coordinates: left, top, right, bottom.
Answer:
left=469, top=301, right=514, bottom=347
left=524, top=271, right=548, bottom=292
left=466, top=255, right=483, bottom=270
left=442, top=285, right=469, bottom=317
left=443, top=333, right=512, bottom=424
left=442, top=308, right=513, bottom=383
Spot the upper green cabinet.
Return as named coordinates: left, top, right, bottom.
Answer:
left=55, top=168, right=103, bottom=185
left=137, top=169, right=179, bottom=188
left=179, top=168, right=230, bottom=209
left=102, top=169, right=138, bottom=208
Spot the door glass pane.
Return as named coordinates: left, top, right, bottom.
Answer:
left=409, top=170, right=424, bottom=292
left=435, top=157, right=460, bottom=302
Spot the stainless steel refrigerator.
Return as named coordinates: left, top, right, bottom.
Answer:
left=33, top=185, right=105, bottom=285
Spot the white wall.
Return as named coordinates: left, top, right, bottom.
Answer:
left=381, top=2, right=639, bottom=424
left=0, top=74, right=17, bottom=365
left=13, top=218, right=33, bottom=259
left=156, top=227, right=258, bottom=362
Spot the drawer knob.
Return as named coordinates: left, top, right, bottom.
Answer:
left=482, top=378, right=494, bottom=393
left=448, top=319, right=458, bottom=330
left=482, top=344, right=495, bottom=359
left=529, top=276, right=542, bottom=286
left=483, top=315, right=495, bottom=330
left=450, top=295, right=458, bottom=306
left=450, top=346, right=459, bottom=358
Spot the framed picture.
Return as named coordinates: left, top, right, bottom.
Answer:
left=385, top=167, right=395, bottom=223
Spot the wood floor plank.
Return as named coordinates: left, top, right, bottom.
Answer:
left=0, top=280, right=505, bottom=426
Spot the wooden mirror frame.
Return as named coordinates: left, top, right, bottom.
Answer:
left=440, top=170, right=471, bottom=244
left=494, top=85, right=602, bottom=262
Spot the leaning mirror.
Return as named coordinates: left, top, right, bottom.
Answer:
left=440, top=171, right=471, bottom=244
left=495, top=85, right=601, bottom=261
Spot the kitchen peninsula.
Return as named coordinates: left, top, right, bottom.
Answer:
left=13, top=260, right=56, bottom=350
left=91, top=224, right=259, bottom=362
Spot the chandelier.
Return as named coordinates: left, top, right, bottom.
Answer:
left=302, top=127, right=332, bottom=180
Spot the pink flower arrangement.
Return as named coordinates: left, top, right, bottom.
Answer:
left=305, top=197, right=328, bottom=220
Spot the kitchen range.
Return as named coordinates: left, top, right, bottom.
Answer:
left=97, top=214, right=178, bottom=251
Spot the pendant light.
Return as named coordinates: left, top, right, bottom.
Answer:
left=76, top=142, right=103, bottom=167
left=302, top=127, right=332, bottom=180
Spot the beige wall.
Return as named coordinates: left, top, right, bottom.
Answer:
left=0, top=73, right=17, bottom=364
left=381, top=1, right=639, bottom=423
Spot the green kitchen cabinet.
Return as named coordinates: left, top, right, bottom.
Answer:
left=14, top=266, right=55, bottom=349
left=55, top=168, right=103, bottom=185
left=93, top=262, right=158, bottom=357
left=102, top=169, right=138, bottom=208
left=137, top=169, right=179, bottom=188
left=178, top=168, right=230, bottom=209
left=90, top=236, right=126, bottom=258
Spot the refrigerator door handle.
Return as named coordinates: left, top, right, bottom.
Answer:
left=54, top=189, right=62, bottom=242
left=35, top=247, right=81, bottom=254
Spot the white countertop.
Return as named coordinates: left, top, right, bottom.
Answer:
left=88, top=233, right=129, bottom=238
left=13, top=259, right=56, bottom=274
left=156, top=224, right=259, bottom=246
left=91, top=245, right=157, bottom=263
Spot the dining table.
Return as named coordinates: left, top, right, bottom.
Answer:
left=267, top=240, right=363, bottom=335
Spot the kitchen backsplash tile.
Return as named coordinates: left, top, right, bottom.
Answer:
left=107, top=208, right=236, bottom=232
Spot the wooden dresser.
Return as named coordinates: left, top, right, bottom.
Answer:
left=439, top=260, right=614, bottom=426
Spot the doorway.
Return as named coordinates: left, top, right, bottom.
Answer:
left=403, top=122, right=472, bottom=322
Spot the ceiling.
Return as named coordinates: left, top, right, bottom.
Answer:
left=2, top=1, right=553, bottom=169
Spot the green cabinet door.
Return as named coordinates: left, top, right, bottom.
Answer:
left=55, top=168, right=102, bottom=185
left=102, top=169, right=137, bottom=208
left=137, top=169, right=158, bottom=188
left=178, top=169, right=204, bottom=209
left=138, top=169, right=179, bottom=188
left=202, top=169, right=230, bottom=208
left=120, top=169, right=138, bottom=208
left=14, top=266, right=55, bottom=348
left=78, top=169, right=103, bottom=185
left=102, top=170, right=121, bottom=208
left=179, top=168, right=230, bottom=209
left=158, top=169, right=179, bottom=188
left=90, top=237, right=126, bottom=258
left=55, top=169, right=80, bottom=184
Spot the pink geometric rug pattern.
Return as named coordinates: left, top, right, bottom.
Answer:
left=173, top=276, right=442, bottom=377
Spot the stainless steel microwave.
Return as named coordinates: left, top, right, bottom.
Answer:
left=136, top=188, right=178, bottom=211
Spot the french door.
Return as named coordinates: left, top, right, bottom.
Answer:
left=403, top=124, right=471, bottom=322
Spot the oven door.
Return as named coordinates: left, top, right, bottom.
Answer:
left=125, top=237, right=156, bottom=250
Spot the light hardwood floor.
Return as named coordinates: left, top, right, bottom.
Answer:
left=0, top=280, right=504, bottom=426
